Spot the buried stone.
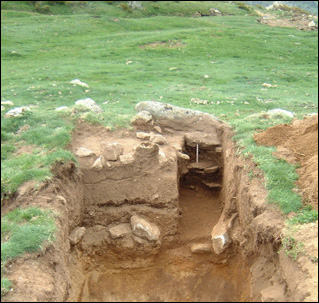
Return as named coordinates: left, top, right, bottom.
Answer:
left=131, top=215, right=161, bottom=242
left=100, top=142, right=124, bottom=161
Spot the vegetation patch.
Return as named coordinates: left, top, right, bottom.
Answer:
left=1, top=207, right=56, bottom=297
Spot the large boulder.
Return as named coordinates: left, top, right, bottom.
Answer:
left=135, top=101, right=223, bottom=132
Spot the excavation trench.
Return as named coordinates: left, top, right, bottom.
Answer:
left=66, top=125, right=252, bottom=302
left=3, top=103, right=292, bottom=302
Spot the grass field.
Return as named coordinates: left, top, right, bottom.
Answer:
left=1, top=1, right=318, bottom=294
left=2, top=1, right=318, bottom=204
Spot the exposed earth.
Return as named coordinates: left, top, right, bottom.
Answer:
left=1, top=103, right=318, bottom=302
left=256, top=9, right=318, bottom=31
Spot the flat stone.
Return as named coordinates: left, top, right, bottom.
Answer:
left=75, top=147, right=96, bottom=157
left=136, top=132, right=151, bottom=140
left=185, top=131, right=221, bottom=148
left=70, top=79, right=89, bottom=88
left=131, top=215, right=160, bottom=242
left=100, top=142, right=124, bottom=161
left=109, top=223, right=132, bottom=239
left=190, top=243, right=212, bottom=254
left=150, top=134, right=167, bottom=145
left=204, top=166, right=220, bottom=174
left=188, top=162, right=213, bottom=170
left=202, top=181, right=222, bottom=189
left=119, top=154, right=135, bottom=165
left=135, top=101, right=223, bottom=132
left=69, top=227, right=86, bottom=245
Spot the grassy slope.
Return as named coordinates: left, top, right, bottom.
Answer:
left=1, top=1, right=318, bottom=201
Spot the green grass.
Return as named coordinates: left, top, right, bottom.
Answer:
left=1, top=207, right=56, bottom=297
left=1, top=207, right=56, bottom=261
left=288, top=206, right=319, bottom=225
left=1, top=278, right=11, bottom=297
left=1, top=2, right=317, bottom=205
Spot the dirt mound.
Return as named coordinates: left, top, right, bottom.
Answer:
left=254, top=114, right=318, bottom=210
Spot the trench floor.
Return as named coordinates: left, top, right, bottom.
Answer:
left=77, top=187, right=250, bottom=302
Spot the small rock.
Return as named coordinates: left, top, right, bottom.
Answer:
left=150, top=134, right=167, bottom=145
left=55, top=106, right=68, bottom=111
left=136, top=132, right=151, bottom=140
left=308, top=20, right=316, bottom=27
left=75, top=98, right=102, bottom=113
left=262, top=83, right=278, bottom=88
left=69, top=227, right=86, bottom=245
left=1, top=100, right=14, bottom=106
left=5, top=106, right=31, bottom=118
left=131, top=110, right=153, bottom=126
left=153, top=125, right=162, bottom=133
left=100, top=142, right=123, bottom=161
left=210, top=7, right=221, bottom=16
left=70, top=79, right=89, bottom=88
left=177, top=151, right=190, bottom=160
left=119, top=154, right=135, bottom=165
left=75, top=147, right=96, bottom=157
left=190, top=243, right=212, bottom=254
left=158, top=150, right=167, bottom=164
left=109, top=223, right=132, bottom=239
left=211, top=233, right=230, bottom=255
left=215, top=147, right=223, bottom=153
left=211, top=214, right=237, bottom=254
left=91, top=156, right=106, bottom=170
left=131, top=215, right=161, bottom=242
